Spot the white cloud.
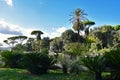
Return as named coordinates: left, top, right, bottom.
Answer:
left=0, top=18, right=22, bottom=35
left=55, top=27, right=66, bottom=33
left=0, top=19, right=27, bottom=45
left=0, top=18, right=50, bottom=46
left=50, top=27, right=67, bottom=38
left=0, top=18, right=68, bottom=47
left=5, top=0, right=13, bottom=6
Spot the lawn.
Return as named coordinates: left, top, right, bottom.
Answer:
left=0, top=68, right=93, bottom=80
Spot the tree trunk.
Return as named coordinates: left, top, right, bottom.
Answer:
left=62, top=65, right=68, bottom=74
left=77, top=30, right=80, bottom=42
left=95, top=72, right=102, bottom=80
left=37, top=33, right=41, bottom=40
left=77, top=19, right=80, bottom=42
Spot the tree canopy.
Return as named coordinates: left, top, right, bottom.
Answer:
left=31, top=30, right=44, bottom=40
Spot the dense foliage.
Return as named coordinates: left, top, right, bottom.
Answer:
left=20, top=52, right=56, bottom=75
left=0, top=50, right=23, bottom=68
left=0, top=8, right=120, bottom=80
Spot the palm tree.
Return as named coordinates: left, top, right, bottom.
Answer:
left=31, top=30, right=43, bottom=40
left=71, top=8, right=87, bottom=42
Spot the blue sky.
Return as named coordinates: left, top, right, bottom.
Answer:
left=0, top=0, right=120, bottom=45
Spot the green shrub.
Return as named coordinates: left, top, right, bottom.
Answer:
left=104, top=49, right=120, bottom=80
left=41, top=48, right=49, bottom=54
left=64, top=42, right=87, bottom=56
left=0, top=50, right=23, bottom=68
left=82, top=55, right=106, bottom=80
left=9, top=53, right=23, bottom=68
left=20, top=53, right=56, bottom=75
left=0, top=50, right=13, bottom=67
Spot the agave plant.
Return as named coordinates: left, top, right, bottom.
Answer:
left=70, top=58, right=88, bottom=74
left=57, top=54, right=71, bottom=74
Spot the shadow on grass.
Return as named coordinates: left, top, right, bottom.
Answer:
left=0, top=68, right=93, bottom=80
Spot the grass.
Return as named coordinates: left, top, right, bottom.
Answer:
left=0, top=68, right=94, bottom=80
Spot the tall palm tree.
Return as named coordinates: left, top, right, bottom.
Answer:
left=31, top=30, right=43, bottom=40
left=71, top=8, right=87, bottom=42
